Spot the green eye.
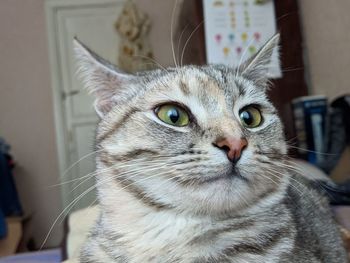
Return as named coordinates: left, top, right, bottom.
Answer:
left=155, top=104, right=190, bottom=127
left=239, top=106, right=262, bottom=128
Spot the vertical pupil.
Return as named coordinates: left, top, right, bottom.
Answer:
left=168, top=108, right=179, bottom=123
left=242, top=111, right=253, bottom=125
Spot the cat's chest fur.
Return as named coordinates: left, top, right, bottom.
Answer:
left=83, top=189, right=295, bottom=263
left=123, top=214, right=292, bottom=262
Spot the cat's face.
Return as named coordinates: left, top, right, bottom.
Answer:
left=75, top=35, right=287, bottom=215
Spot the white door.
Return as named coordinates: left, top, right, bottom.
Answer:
left=46, top=0, right=125, bottom=211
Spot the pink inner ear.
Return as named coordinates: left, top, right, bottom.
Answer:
left=95, top=95, right=115, bottom=115
left=91, top=75, right=120, bottom=116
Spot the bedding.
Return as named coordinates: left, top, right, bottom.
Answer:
left=0, top=249, right=61, bottom=263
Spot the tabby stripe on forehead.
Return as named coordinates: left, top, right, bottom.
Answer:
left=96, top=107, right=138, bottom=143
left=234, top=80, right=246, bottom=97
left=115, top=175, right=173, bottom=210
left=179, top=80, right=190, bottom=95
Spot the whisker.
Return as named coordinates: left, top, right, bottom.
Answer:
left=42, top=162, right=173, bottom=249
left=281, top=67, right=304, bottom=73
left=69, top=159, right=170, bottom=192
left=268, top=159, right=322, bottom=180
left=177, top=23, right=190, bottom=64
left=257, top=169, right=306, bottom=211
left=276, top=11, right=296, bottom=22
left=258, top=157, right=304, bottom=177
left=257, top=170, right=281, bottom=188
left=40, top=184, right=97, bottom=249
left=48, top=173, right=96, bottom=188
left=287, top=145, right=337, bottom=156
left=48, top=157, right=138, bottom=188
left=61, top=164, right=170, bottom=223
left=252, top=157, right=307, bottom=197
left=132, top=55, right=168, bottom=72
left=180, top=21, right=204, bottom=66
left=60, top=149, right=103, bottom=179
left=286, top=136, right=298, bottom=144
left=264, top=167, right=304, bottom=196
left=170, top=0, right=179, bottom=67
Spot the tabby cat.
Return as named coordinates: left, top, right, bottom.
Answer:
left=74, top=35, right=347, bottom=262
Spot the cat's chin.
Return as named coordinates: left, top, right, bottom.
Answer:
left=194, top=166, right=245, bottom=185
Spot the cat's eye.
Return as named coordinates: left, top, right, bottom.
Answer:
left=239, top=106, right=262, bottom=128
left=155, top=104, right=190, bottom=127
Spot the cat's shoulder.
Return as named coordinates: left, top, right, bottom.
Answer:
left=284, top=173, right=348, bottom=262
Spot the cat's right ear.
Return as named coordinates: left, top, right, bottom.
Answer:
left=73, top=38, right=133, bottom=117
left=237, top=34, right=280, bottom=90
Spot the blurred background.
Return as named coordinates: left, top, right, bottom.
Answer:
left=0, top=0, right=349, bottom=261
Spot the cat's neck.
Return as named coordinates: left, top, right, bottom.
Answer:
left=98, top=173, right=290, bottom=230
left=93, top=177, right=291, bottom=262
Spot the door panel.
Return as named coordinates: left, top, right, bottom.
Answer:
left=46, top=0, right=125, bottom=211
left=72, top=122, right=97, bottom=207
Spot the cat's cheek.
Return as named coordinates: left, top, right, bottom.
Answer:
left=235, top=146, right=253, bottom=166
left=209, top=146, right=231, bottom=165
left=235, top=148, right=259, bottom=178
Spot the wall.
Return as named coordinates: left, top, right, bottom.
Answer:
left=299, top=0, right=350, bottom=100
left=299, top=0, right=350, bottom=180
left=135, top=0, right=178, bottom=67
left=0, top=0, right=62, bottom=247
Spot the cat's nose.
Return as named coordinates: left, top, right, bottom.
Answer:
left=213, top=137, right=248, bottom=163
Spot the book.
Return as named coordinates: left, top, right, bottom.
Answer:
left=292, top=95, right=328, bottom=166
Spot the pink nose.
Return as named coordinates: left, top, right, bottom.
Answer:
left=214, top=137, right=248, bottom=162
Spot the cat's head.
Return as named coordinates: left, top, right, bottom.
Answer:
left=74, top=35, right=287, bottom=215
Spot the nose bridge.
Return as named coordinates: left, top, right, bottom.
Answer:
left=217, top=116, right=242, bottom=139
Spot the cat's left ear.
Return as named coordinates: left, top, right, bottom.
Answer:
left=237, top=34, right=280, bottom=89
left=73, top=38, right=134, bottom=117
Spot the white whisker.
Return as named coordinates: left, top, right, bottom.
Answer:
left=177, top=23, right=190, bottom=64
left=60, top=149, right=103, bottom=179
left=170, top=0, right=179, bottom=67
left=132, top=55, right=168, bottom=72
left=180, top=21, right=204, bottom=66
left=42, top=161, right=173, bottom=249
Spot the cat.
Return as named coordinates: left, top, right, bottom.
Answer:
left=73, top=35, right=348, bottom=262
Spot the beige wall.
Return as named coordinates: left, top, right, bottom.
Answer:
left=0, top=0, right=62, bottom=247
left=299, top=0, right=350, bottom=100
left=135, top=0, right=178, bottom=67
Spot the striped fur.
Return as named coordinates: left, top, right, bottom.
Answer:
left=74, top=36, right=347, bottom=262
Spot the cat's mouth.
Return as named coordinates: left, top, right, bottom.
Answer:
left=194, top=166, right=246, bottom=185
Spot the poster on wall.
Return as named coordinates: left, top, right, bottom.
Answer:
left=203, top=0, right=282, bottom=78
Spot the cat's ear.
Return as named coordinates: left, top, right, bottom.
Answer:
left=73, top=38, right=133, bottom=117
left=237, top=34, right=280, bottom=89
